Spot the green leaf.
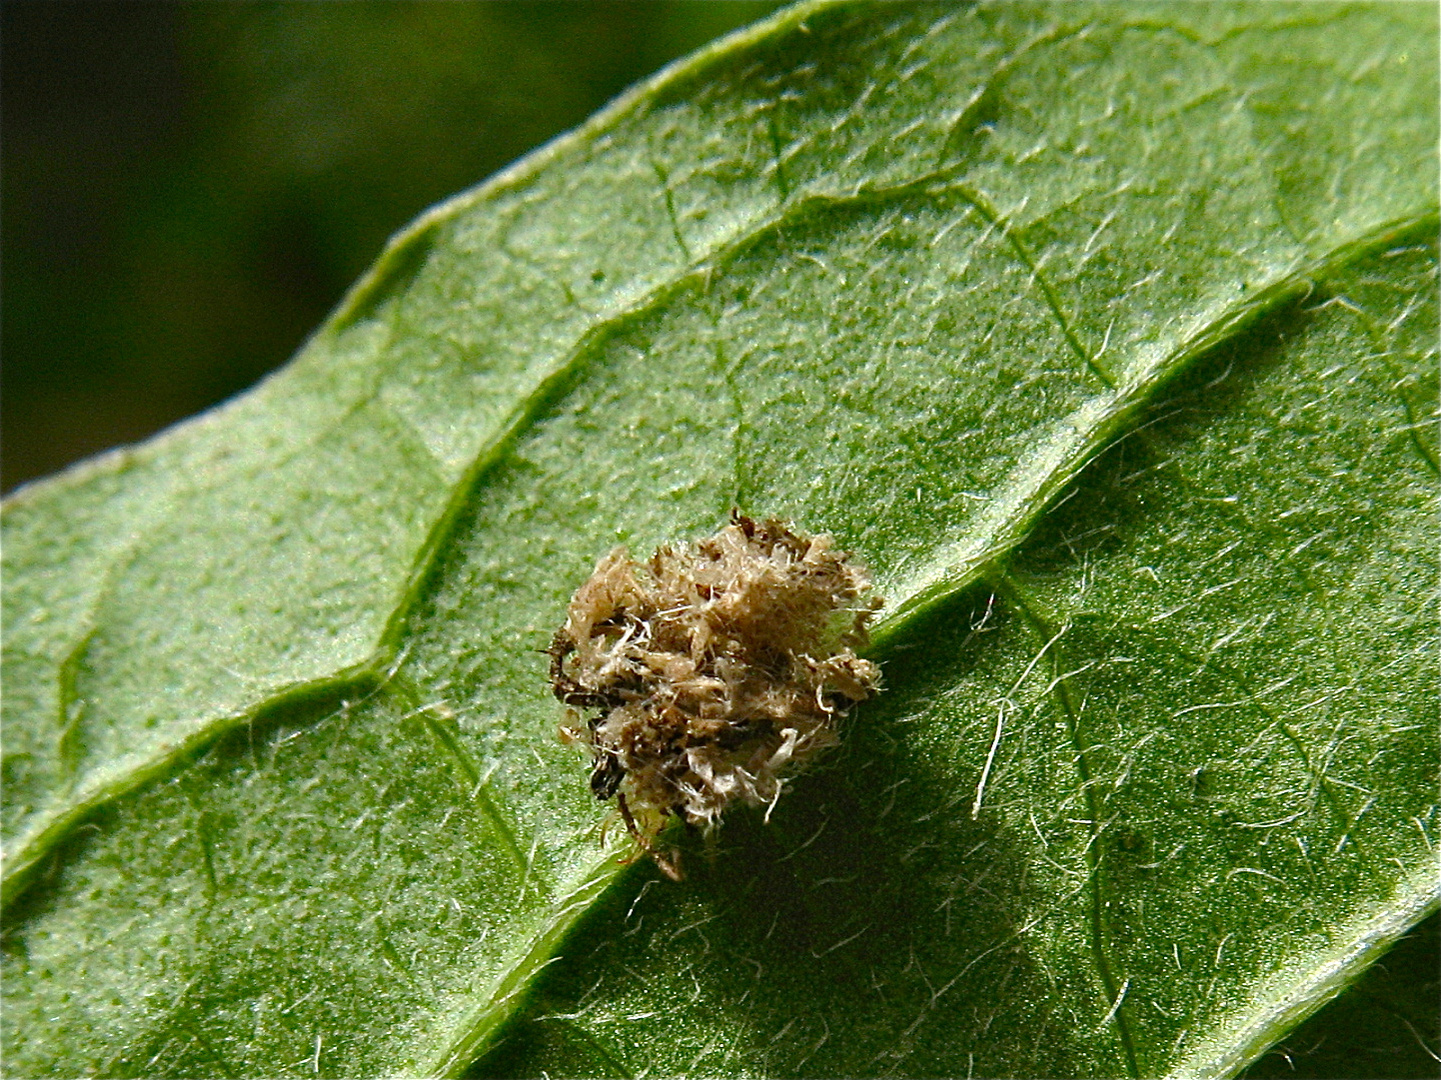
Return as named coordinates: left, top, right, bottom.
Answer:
left=1239, top=912, right=1441, bottom=1080
left=3, top=3, right=1436, bottom=1078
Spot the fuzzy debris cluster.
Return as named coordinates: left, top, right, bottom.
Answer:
left=548, top=513, right=881, bottom=879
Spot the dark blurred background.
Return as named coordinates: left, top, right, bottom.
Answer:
left=1, top=1, right=781, bottom=492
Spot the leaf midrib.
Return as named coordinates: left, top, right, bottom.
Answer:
left=3, top=192, right=1429, bottom=929
left=403, top=211, right=1440, bottom=1076
left=2, top=0, right=1415, bottom=907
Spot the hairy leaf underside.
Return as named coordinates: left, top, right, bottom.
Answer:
left=3, top=3, right=1436, bottom=1077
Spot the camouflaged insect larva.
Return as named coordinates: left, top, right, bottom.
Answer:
left=549, top=512, right=881, bottom=879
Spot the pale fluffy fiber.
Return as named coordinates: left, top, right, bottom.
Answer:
left=549, top=514, right=881, bottom=878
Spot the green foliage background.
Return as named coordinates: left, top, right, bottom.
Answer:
left=3, top=3, right=1437, bottom=1078
left=2, top=1, right=780, bottom=491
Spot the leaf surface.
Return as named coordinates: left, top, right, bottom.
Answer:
left=2, top=3, right=1436, bottom=1078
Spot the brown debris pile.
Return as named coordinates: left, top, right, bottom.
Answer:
left=549, top=513, right=881, bottom=879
